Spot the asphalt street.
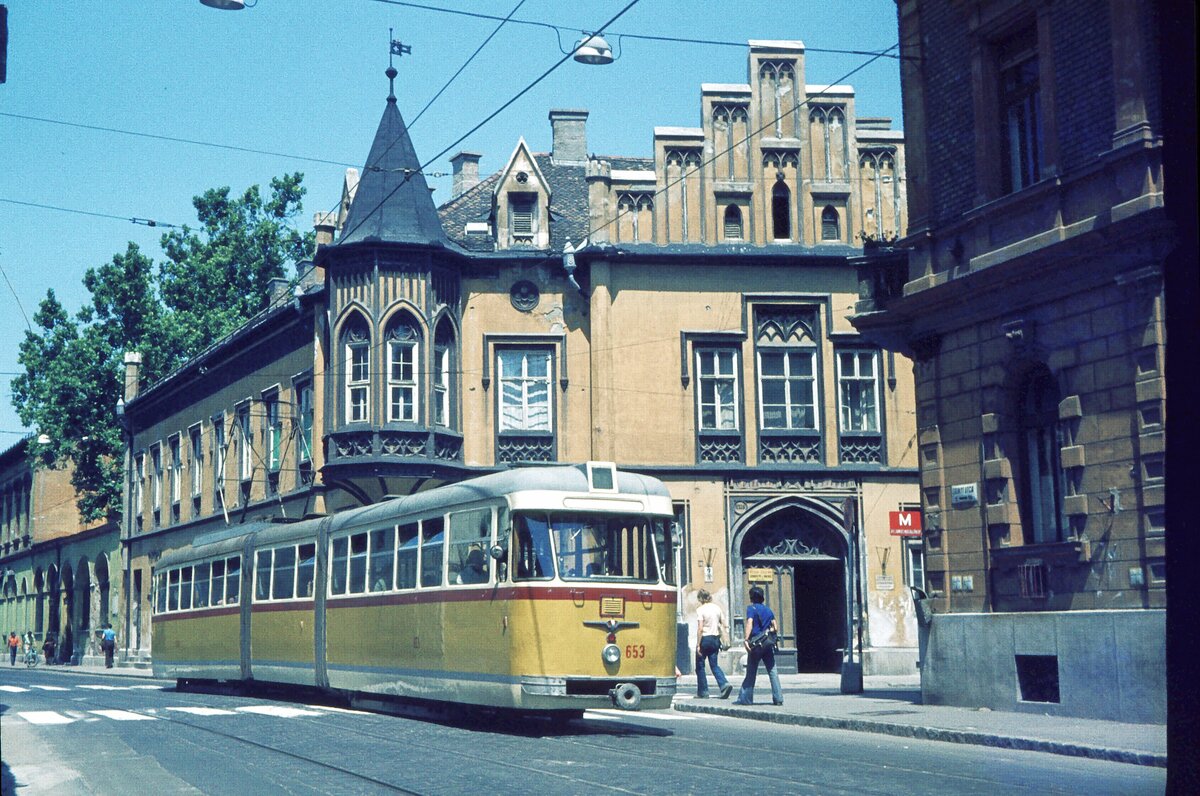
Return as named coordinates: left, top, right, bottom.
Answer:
left=1, top=668, right=1166, bottom=795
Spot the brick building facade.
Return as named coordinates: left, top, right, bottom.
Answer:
left=851, top=0, right=1169, bottom=721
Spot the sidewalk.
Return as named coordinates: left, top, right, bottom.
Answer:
left=673, top=673, right=1166, bottom=768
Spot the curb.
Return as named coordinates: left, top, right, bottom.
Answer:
left=674, top=702, right=1167, bottom=768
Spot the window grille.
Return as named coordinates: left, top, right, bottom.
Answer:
left=1018, top=561, right=1047, bottom=598
left=724, top=205, right=743, bottom=240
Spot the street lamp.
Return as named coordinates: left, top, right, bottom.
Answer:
left=199, top=0, right=256, bottom=9
left=573, top=33, right=614, bottom=65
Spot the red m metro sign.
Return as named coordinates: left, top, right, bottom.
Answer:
left=889, top=511, right=923, bottom=537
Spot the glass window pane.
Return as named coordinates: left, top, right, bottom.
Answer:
left=211, top=559, right=226, bottom=606
left=349, top=533, right=368, bottom=594
left=180, top=566, right=193, bottom=610
left=167, top=570, right=179, bottom=612
left=297, top=543, right=316, bottom=599
left=226, top=557, right=241, bottom=603
left=272, top=545, right=296, bottom=600
left=194, top=562, right=210, bottom=608
left=156, top=573, right=168, bottom=614
left=420, top=517, right=445, bottom=587
left=330, top=537, right=348, bottom=596
left=397, top=523, right=419, bottom=589
left=450, top=509, right=492, bottom=585
left=370, top=529, right=395, bottom=592
left=760, top=352, right=784, bottom=376
left=255, top=550, right=272, bottom=601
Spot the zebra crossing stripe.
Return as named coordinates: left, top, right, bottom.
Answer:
left=88, top=709, right=156, bottom=721
left=166, top=706, right=238, bottom=716
left=236, top=705, right=325, bottom=718
left=17, top=711, right=74, bottom=725
left=31, top=685, right=70, bottom=691
left=0, top=685, right=29, bottom=693
left=77, top=684, right=124, bottom=690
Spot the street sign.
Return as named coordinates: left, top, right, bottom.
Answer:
left=889, top=510, right=923, bottom=537
left=951, top=483, right=979, bottom=508
left=746, top=567, right=774, bottom=583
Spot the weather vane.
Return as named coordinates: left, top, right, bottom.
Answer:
left=386, top=28, right=411, bottom=102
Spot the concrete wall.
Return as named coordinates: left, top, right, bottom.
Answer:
left=921, top=610, right=1165, bottom=724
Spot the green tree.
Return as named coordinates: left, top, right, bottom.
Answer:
left=11, top=175, right=315, bottom=521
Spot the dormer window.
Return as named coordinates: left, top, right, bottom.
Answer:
left=509, top=193, right=536, bottom=246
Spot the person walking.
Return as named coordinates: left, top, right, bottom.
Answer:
left=694, top=590, right=733, bottom=699
left=733, top=585, right=784, bottom=706
left=101, top=623, right=117, bottom=668
left=7, top=631, right=19, bottom=666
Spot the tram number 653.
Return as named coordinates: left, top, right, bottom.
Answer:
left=624, top=644, right=646, bottom=659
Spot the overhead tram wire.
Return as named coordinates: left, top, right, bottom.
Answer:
left=0, top=112, right=361, bottom=169
left=366, top=0, right=908, bottom=60
left=0, top=197, right=181, bottom=229
left=337, top=0, right=644, bottom=245
left=120, top=29, right=899, bottom=404
left=409, top=0, right=528, bottom=127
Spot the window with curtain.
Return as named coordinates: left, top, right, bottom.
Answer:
left=498, top=349, right=552, bottom=432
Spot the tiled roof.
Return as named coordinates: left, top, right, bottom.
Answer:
left=335, top=97, right=451, bottom=249
left=437, top=154, right=655, bottom=253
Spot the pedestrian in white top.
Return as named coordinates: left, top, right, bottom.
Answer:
left=694, top=590, right=733, bottom=699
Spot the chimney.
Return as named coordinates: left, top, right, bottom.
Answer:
left=450, top=151, right=481, bottom=199
left=267, top=277, right=291, bottom=305
left=549, top=109, right=588, bottom=165
left=313, top=210, right=338, bottom=247
left=123, top=351, right=142, bottom=402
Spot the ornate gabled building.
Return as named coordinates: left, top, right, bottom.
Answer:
left=850, top=1, right=1171, bottom=722
left=120, top=41, right=920, bottom=677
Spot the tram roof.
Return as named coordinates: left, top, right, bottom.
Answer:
left=330, top=464, right=671, bottom=534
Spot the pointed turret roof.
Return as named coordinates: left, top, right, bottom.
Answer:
left=335, top=67, right=451, bottom=249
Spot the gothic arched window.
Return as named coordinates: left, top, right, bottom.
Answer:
left=433, top=320, right=457, bottom=428
left=342, top=315, right=371, bottom=423
left=772, top=183, right=791, bottom=241
left=1018, top=367, right=1066, bottom=543
left=386, top=313, right=422, bottom=423
left=821, top=206, right=840, bottom=241
left=724, top=205, right=743, bottom=241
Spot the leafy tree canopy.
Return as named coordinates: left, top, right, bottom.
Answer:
left=12, top=174, right=315, bottom=521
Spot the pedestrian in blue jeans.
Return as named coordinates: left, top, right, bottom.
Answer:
left=733, top=585, right=783, bottom=705
left=694, top=590, right=733, bottom=699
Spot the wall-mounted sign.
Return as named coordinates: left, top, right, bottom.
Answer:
left=889, top=511, right=923, bottom=537
left=875, top=575, right=895, bottom=591
left=746, top=567, right=774, bottom=583
left=951, top=483, right=979, bottom=508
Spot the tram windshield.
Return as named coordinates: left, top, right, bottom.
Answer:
left=512, top=511, right=674, bottom=584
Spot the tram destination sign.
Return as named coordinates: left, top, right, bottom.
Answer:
left=889, top=511, right=923, bottom=537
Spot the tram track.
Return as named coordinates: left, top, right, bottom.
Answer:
left=23, top=676, right=649, bottom=795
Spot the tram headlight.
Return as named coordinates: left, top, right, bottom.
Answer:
left=602, top=643, right=622, bottom=665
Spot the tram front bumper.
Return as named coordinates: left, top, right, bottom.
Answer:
left=520, top=676, right=676, bottom=710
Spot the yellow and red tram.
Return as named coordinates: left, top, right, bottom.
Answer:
left=152, top=463, right=678, bottom=714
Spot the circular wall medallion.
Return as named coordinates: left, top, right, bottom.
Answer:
left=516, top=171, right=529, bottom=184
left=510, top=280, right=540, bottom=311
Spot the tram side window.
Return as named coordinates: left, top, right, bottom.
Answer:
left=420, top=517, right=445, bottom=587
left=226, top=556, right=241, bottom=604
left=194, top=561, right=211, bottom=608
left=349, top=533, right=369, bottom=594
left=272, top=545, right=296, bottom=600
left=255, top=549, right=272, bottom=601
left=369, top=529, right=395, bottom=592
left=297, top=543, right=316, bottom=598
left=513, top=514, right=554, bottom=580
left=211, top=559, right=226, bottom=605
left=330, top=537, right=348, bottom=595
left=180, top=565, right=194, bottom=610
left=450, top=508, right=492, bottom=585
left=653, top=519, right=677, bottom=586
left=156, top=573, right=168, bottom=614
left=397, top=523, right=419, bottom=589
left=168, top=569, right=180, bottom=611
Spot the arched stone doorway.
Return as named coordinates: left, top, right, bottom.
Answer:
left=731, top=496, right=852, bottom=674
left=34, top=568, right=44, bottom=635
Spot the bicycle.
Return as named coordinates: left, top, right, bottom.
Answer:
left=23, top=646, right=39, bottom=668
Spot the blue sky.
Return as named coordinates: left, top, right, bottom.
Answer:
left=0, top=0, right=902, bottom=440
